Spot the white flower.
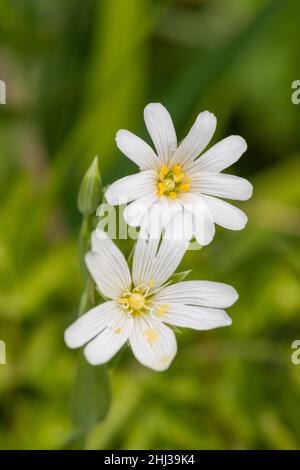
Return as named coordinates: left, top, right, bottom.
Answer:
left=105, top=103, right=253, bottom=245
left=64, top=230, right=238, bottom=371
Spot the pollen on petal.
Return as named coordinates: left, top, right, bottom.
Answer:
left=160, top=355, right=169, bottom=365
left=144, top=328, right=159, bottom=344
left=114, top=327, right=122, bottom=334
left=156, top=304, right=169, bottom=318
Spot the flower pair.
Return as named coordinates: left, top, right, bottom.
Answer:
left=65, top=103, right=252, bottom=371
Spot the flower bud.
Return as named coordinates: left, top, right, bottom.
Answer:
left=77, top=156, right=102, bottom=215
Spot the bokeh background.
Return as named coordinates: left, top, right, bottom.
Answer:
left=1, top=0, right=300, bottom=450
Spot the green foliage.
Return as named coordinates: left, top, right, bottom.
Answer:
left=0, top=0, right=300, bottom=450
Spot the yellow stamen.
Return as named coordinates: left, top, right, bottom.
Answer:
left=160, top=165, right=169, bottom=177
left=158, top=182, right=166, bottom=195
left=157, top=163, right=189, bottom=199
left=173, top=172, right=185, bottom=183
left=179, top=183, right=190, bottom=192
left=172, top=165, right=182, bottom=175
left=156, top=304, right=169, bottom=318
left=118, top=298, right=128, bottom=306
left=144, top=328, right=159, bottom=344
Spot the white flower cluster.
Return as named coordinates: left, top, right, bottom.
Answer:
left=65, top=103, right=252, bottom=371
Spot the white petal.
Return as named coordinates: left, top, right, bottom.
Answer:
left=64, top=300, right=119, bottom=349
left=132, top=236, right=188, bottom=289
left=123, top=194, right=157, bottom=227
left=86, top=231, right=131, bottom=299
left=153, top=281, right=239, bottom=308
left=132, top=238, right=158, bottom=287
left=202, top=195, right=248, bottom=230
left=139, top=198, right=182, bottom=239
left=144, top=103, right=177, bottom=166
left=105, top=170, right=156, bottom=205
left=182, top=193, right=215, bottom=246
left=116, top=129, right=159, bottom=170
left=191, top=172, right=253, bottom=201
left=164, top=209, right=194, bottom=241
left=129, top=315, right=177, bottom=371
left=84, top=310, right=133, bottom=365
left=188, top=135, right=247, bottom=173
left=169, top=111, right=217, bottom=168
left=158, top=303, right=232, bottom=331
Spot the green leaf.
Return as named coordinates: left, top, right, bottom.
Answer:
left=71, top=352, right=111, bottom=433
left=169, top=270, right=192, bottom=284
left=77, top=156, right=102, bottom=216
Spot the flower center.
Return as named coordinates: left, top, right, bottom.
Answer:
left=118, top=283, right=154, bottom=315
left=128, top=293, right=145, bottom=311
left=157, top=164, right=190, bottom=199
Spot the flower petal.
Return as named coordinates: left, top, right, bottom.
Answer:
left=191, top=172, right=253, bottom=201
left=202, top=195, right=248, bottom=230
left=139, top=198, right=183, bottom=239
left=116, top=129, right=159, bottom=170
left=157, top=303, right=232, bottom=331
left=169, top=111, right=216, bottom=168
left=64, top=300, right=119, bottom=349
left=132, top=235, right=188, bottom=289
left=188, top=135, right=247, bottom=173
left=153, top=281, right=239, bottom=308
left=123, top=193, right=157, bottom=227
left=84, top=310, right=133, bottom=365
left=105, top=170, right=156, bottom=205
left=129, top=315, right=177, bottom=371
left=144, top=103, right=177, bottom=166
left=182, top=193, right=215, bottom=246
left=164, top=208, right=194, bottom=241
left=86, top=231, right=131, bottom=299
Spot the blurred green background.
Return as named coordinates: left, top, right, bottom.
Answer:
left=1, top=0, right=300, bottom=450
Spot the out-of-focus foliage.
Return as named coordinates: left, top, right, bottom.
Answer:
left=0, top=0, right=300, bottom=449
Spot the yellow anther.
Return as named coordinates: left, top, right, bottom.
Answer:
left=179, top=183, right=190, bottom=192
left=158, top=182, right=166, bottom=195
left=114, top=327, right=122, bottom=334
left=169, top=191, right=177, bottom=199
left=156, top=304, right=169, bottom=318
left=172, top=165, right=182, bottom=175
left=128, top=293, right=145, bottom=311
left=159, top=165, right=169, bottom=178
left=144, top=328, right=159, bottom=344
left=173, top=172, right=185, bottom=183
left=118, top=298, right=128, bottom=306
